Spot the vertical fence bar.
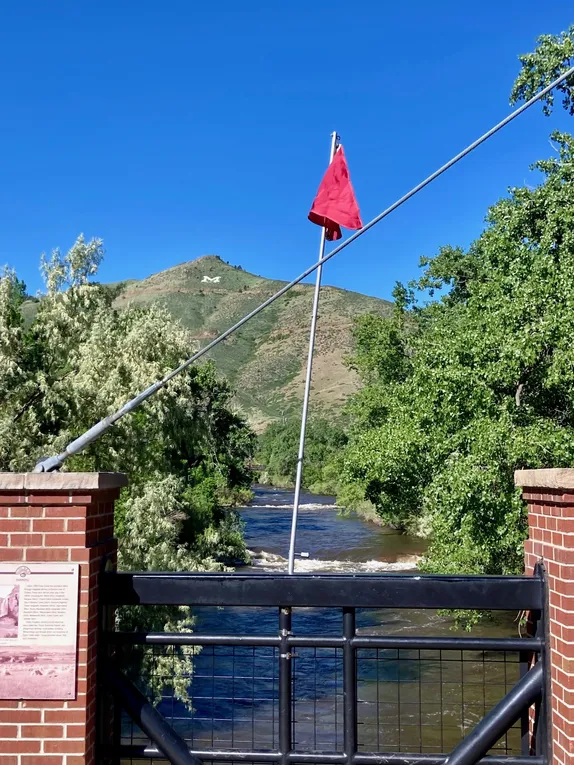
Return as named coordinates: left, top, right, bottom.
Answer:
left=533, top=562, right=551, bottom=762
left=279, top=607, right=293, bottom=765
left=343, top=608, right=357, bottom=764
left=519, top=649, right=530, bottom=756
left=98, top=558, right=119, bottom=765
left=111, top=693, right=122, bottom=765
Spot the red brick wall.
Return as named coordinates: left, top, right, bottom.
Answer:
left=0, top=474, right=124, bottom=765
left=517, top=469, right=574, bottom=765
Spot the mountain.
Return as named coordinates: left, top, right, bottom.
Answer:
left=21, top=255, right=389, bottom=431
left=113, top=255, right=392, bottom=429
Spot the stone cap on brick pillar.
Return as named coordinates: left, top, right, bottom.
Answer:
left=0, top=472, right=128, bottom=490
left=515, top=467, right=574, bottom=490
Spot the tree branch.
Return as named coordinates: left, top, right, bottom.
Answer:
left=515, top=382, right=524, bottom=408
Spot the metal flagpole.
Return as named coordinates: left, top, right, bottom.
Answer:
left=287, top=131, right=339, bottom=575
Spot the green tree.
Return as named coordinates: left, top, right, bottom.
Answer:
left=258, top=417, right=347, bottom=493
left=0, top=235, right=255, bottom=698
left=340, top=33, right=574, bottom=578
left=510, top=25, right=574, bottom=115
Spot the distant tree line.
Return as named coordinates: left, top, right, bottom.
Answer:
left=257, top=416, right=347, bottom=494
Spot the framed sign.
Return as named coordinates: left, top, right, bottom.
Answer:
left=0, top=563, right=79, bottom=699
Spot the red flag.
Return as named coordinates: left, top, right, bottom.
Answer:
left=308, top=145, right=362, bottom=241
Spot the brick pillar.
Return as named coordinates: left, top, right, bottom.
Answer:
left=0, top=472, right=125, bottom=765
left=516, top=468, right=574, bottom=765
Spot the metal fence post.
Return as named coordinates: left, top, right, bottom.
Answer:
left=343, top=608, right=357, bottom=764
left=279, top=607, right=293, bottom=765
left=533, top=562, right=551, bottom=762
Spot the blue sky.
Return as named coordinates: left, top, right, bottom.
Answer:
left=3, top=1, right=573, bottom=300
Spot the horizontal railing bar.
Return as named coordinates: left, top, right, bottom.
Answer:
left=289, top=636, right=343, bottom=647
left=106, top=631, right=542, bottom=652
left=103, top=572, right=543, bottom=610
left=118, top=746, right=543, bottom=765
left=109, top=633, right=281, bottom=646
left=353, top=757, right=542, bottom=765
left=350, top=637, right=543, bottom=651
left=354, top=757, right=543, bottom=765
left=118, top=749, right=281, bottom=762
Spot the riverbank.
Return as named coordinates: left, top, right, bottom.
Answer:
left=341, top=498, right=386, bottom=526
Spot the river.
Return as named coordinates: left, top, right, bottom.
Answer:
left=242, top=485, right=427, bottom=572
left=128, top=487, right=523, bottom=760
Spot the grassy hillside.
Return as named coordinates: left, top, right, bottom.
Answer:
left=114, top=255, right=393, bottom=428
left=25, top=255, right=393, bottom=430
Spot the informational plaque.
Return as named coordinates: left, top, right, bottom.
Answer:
left=0, top=563, right=79, bottom=699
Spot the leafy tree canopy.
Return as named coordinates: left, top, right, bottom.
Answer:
left=0, top=235, right=256, bottom=698
left=340, top=32, right=574, bottom=578
left=510, top=25, right=574, bottom=115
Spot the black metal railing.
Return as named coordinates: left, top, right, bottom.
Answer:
left=99, top=569, right=549, bottom=765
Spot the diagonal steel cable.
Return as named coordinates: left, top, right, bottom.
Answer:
left=34, top=64, right=574, bottom=472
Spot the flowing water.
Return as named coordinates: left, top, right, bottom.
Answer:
left=243, top=485, right=427, bottom=573
left=128, top=487, right=524, bottom=760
